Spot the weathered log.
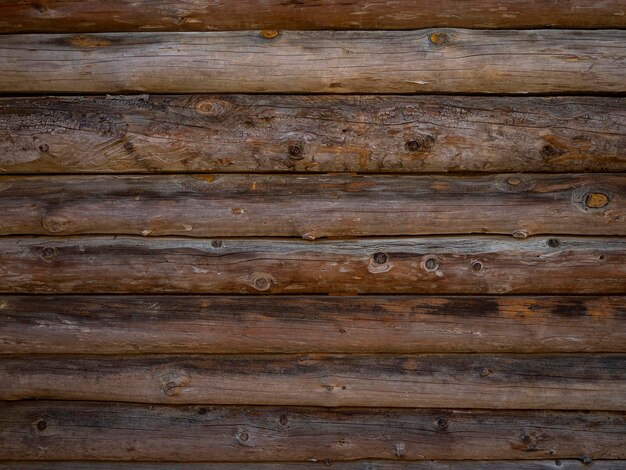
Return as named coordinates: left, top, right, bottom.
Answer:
left=0, top=461, right=623, bottom=469
left=0, top=30, right=624, bottom=93
left=1, top=236, right=623, bottom=294
left=1, top=174, right=623, bottom=237
left=1, top=402, right=624, bottom=461
left=2, top=95, right=625, bottom=174
left=2, top=354, right=625, bottom=409
left=1, top=0, right=624, bottom=32
left=2, top=295, right=624, bottom=354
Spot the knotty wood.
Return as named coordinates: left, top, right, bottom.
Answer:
left=2, top=402, right=624, bottom=461
left=2, top=174, right=624, bottom=237
left=1, top=236, right=623, bottom=294
left=1, top=30, right=624, bottom=94
left=2, top=96, right=625, bottom=174
left=1, top=462, right=624, bottom=469
left=2, top=296, right=625, bottom=354
left=2, top=354, right=625, bottom=409
left=1, top=0, right=624, bottom=32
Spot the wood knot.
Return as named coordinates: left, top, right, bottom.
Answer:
left=429, top=32, right=449, bottom=45
left=541, top=144, right=564, bottom=157
left=585, top=192, right=609, bottom=209
left=422, top=256, right=440, bottom=272
left=405, top=134, right=434, bottom=152
left=436, top=416, right=449, bottom=431
left=236, top=431, right=250, bottom=443
left=211, top=240, right=223, bottom=248
left=251, top=273, right=273, bottom=291
left=288, top=142, right=305, bottom=160
left=38, top=143, right=49, bottom=153
left=548, top=238, right=560, bottom=248
left=36, top=419, right=47, bottom=431
left=395, top=442, right=407, bottom=457
left=42, top=216, right=69, bottom=233
left=480, top=367, right=492, bottom=377
left=279, top=414, right=288, bottom=426
left=160, top=371, right=191, bottom=397
left=471, top=261, right=483, bottom=272
left=195, top=98, right=230, bottom=116
left=260, top=30, right=280, bottom=40
left=372, top=252, right=388, bottom=265
left=512, top=230, right=529, bottom=239
left=40, top=246, right=58, bottom=261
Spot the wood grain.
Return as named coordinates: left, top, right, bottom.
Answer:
left=1, top=462, right=624, bottom=470
left=1, top=30, right=624, bottom=94
left=1, top=236, right=624, bottom=294
left=1, top=0, right=624, bottom=32
left=2, top=402, right=624, bottom=461
left=2, top=295, right=625, bottom=354
left=1, top=174, right=624, bottom=237
left=2, top=354, right=625, bottom=409
left=2, top=95, right=625, bottom=174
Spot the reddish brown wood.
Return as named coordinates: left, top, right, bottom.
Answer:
left=2, top=295, right=624, bottom=354
left=2, top=354, right=625, bottom=409
left=1, top=31, right=624, bottom=93
left=1, top=0, right=624, bottom=32
left=1, top=236, right=624, bottom=294
left=2, top=95, right=624, bottom=174
left=1, top=174, right=623, bottom=237
left=1, top=402, right=624, bottom=461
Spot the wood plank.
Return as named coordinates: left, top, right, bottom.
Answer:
left=2, top=174, right=624, bottom=237
left=2, top=295, right=625, bottom=354
left=2, top=402, right=624, bottom=461
left=1, top=0, right=625, bottom=32
left=1, top=236, right=623, bottom=294
left=1, top=95, right=625, bottom=174
left=0, top=30, right=624, bottom=94
left=1, top=461, right=624, bottom=469
left=2, top=354, right=625, bottom=409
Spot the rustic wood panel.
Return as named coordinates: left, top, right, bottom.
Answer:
left=3, top=295, right=624, bottom=354
left=2, top=402, right=624, bottom=461
left=2, top=95, right=625, bottom=174
left=1, top=461, right=624, bottom=469
left=1, top=30, right=624, bottom=94
left=2, top=354, right=625, bottom=409
left=2, top=174, right=623, bottom=237
left=2, top=236, right=623, bottom=294
left=2, top=0, right=625, bottom=32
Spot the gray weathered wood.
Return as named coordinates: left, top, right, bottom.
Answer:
left=2, top=295, right=624, bottom=354
left=0, top=30, right=624, bottom=93
left=2, top=95, right=624, bottom=174
left=1, top=403, right=624, bottom=461
left=1, top=236, right=623, bottom=294
left=2, top=354, right=625, bottom=409
left=1, top=174, right=623, bottom=237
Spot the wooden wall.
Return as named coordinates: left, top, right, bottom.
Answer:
left=0, top=1, right=625, bottom=468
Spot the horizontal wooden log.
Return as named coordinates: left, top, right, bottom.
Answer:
left=2, top=295, right=625, bottom=354
left=1, top=462, right=624, bottom=470
left=2, top=174, right=624, bottom=237
left=2, top=0, right=625, bottom=32
left=1, top=95, right=625, bottom=174
left=2, top=354, right=625, bottom=409
left=2, top=402, right=624, bottom=461
left=1, top=236, right=624, bottom=294
left=1, top=30, right=625, bottom=94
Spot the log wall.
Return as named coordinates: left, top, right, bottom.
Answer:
left=0, top=0, right=624, bottom=468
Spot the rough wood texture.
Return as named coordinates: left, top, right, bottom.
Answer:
left=2, top=95, right=625, bottom=174
left=1, top=0, right=625, bottom=32
left=2, top=354, right=625, bottom=409
left=2, top=295, right=624, bottom=354
left=1, top=236, right=624, bottom=294
left=2, top=402, right=624, bottom=461
left=1, top=462, right=624, bottom=469
left=1, top=30, right=624, bottom=94
left=2, top=174, right=624, bottom=237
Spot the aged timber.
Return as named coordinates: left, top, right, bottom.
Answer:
left=0, top=30, right=625, bottom=93
left=2, top=295, right=624, bottom=354
left=0, top=236, right=624, bottom=294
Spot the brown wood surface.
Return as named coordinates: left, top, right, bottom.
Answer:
left=1, top=174, right=623, bottom=237
left=2, top=295, right=624, bottom=354
left=2, top=354, right=625, bottom=409
left=1, top=30, right=625, bottom=94
left=1, top=95, right=625, bottom=174
left=2, top=0, right=625, bottom=32
left=2, top=402, right=624, bottom=461
left=0, top=461, right=624, bottom=469
left=1, top=236, right=624, bottom=294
